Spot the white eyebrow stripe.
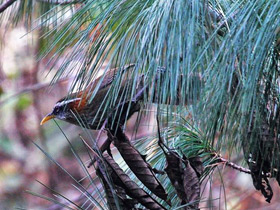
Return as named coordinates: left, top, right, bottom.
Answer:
left=55, top=98, right=82, bottom=107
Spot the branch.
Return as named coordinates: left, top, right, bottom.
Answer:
left=217, top=156, right=251, bottom=174
left=36, top=0, right=82, bottom=5
left=0, top=76, right=71, bottom=106
left=0, top=0, right=18, bottom=13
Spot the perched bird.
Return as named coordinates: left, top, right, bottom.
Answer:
left=40, top=64, right=144, bottom=129
left=41, top=64, right=201, bottom=129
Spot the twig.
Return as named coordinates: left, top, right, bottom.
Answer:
left=36, top=0, right=82, bottom=5
left=0, top=0, right=18, bottom=13
left=217, top=156, right=251, bottom=174
left=79, top=135, right=99, bottom=157
left=0, top=77, right=70, bottom=106
left=156, top=114, right=170, bottom=152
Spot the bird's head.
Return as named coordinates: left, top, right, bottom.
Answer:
left=40, top=98, right=82, bottom=125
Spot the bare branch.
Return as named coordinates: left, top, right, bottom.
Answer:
left=0, top=76, right=71, bottom=106
left=0, top=0, right=18, bottom=13
left=217, top=156, right=251, bottom=174
left=36, top=0, right=82, bottom=5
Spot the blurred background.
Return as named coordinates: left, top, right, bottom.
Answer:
left=1, top=12, right=280, bottom=210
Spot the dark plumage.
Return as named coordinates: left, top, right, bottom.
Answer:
left=41, top=65, right=201, bottom=129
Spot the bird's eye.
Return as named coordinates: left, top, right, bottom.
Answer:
left=53, top=107, right=60, bottom=115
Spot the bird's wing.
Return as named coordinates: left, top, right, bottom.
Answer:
left=73, top=64, right=136, bottom=104
left=94, top=63, right=136, bottom=90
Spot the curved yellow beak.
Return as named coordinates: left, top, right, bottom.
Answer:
left=40, top=114, right=55, bottom=125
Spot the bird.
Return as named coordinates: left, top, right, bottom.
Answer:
left=40, top=64, right=201, bottom=129
left=40, top=64, right=144, bottom=129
